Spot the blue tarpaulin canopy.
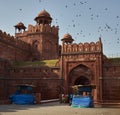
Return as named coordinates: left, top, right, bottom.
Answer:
left=71, top=95, right=94, bottom=108
left=10, top=94, right=34, bottom=105
left=71, top=84, right=96, bottom=108
left=9, top=84, right=35, bottom=105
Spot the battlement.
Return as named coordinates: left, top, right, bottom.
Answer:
left=28, top=24, right=59, bottom=36
left=0, top=30, right=15, bottom=42
left=0, top=30, right=31, bottom=52
left=62, top=39, right=102, bottom=53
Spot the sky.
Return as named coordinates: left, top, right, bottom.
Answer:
left=0, top=0, right=120, bottom=57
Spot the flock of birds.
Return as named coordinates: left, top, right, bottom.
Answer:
left=42, top=0, right=120, bottom=57
left=53, top=1, right=120, bottom=45
left=19, top=0, right=120, bottom=57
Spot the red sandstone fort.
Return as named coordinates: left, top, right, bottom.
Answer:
left=0, top=10, right=120, bottom=106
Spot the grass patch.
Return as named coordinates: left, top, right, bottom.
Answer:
left=108, top=57, right=120, bottom=65
left=13, top=59, right=58, bottom=67
left=109, top=57, right=120, bottom=62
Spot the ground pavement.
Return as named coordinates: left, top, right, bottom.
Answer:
left=0, top=102, right=120, bottom=115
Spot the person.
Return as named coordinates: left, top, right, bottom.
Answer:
left=62, top=94, right=66, bottom=103
left=68, top=94, right=73, bottom=105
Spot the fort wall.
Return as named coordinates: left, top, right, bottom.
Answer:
left=102, top=60, right=120, bottom=102
left=0, top=30, right=31, bottom=50
left=14, top=24, right=59, bottom=60
left=0, top=65, right=61, bottom=103
left=0, top=30, right=32, bottom=61
left=0, top=59, right=11, bottom=103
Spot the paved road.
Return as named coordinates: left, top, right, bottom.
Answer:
left=0, top=102, right=120, bottom=115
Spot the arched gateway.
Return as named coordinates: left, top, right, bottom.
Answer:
left=61, top=35, right=103, bottom=104
left=68, top=64, right=93, bottom=93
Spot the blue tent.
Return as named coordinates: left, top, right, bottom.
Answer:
left=9, top=84, right=35, bottom=105
left=71, top=85, right=96, bottom=108
left=10, top=94, right=34, bottom=105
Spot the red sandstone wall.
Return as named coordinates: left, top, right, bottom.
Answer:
left=15, top=24, right=59, bottom=60
left=0, top=59, right=11, bottom=104
left=20, top=34, right=59, bottom=60
left=0, top=60, right=5, bottom=101
left=0, top=30, right=32, bottom=61
left=102, top=63, right=120, bottom=102
left=0, top=60, right=61, bottom=104
left=7, top=66, right=61, bottom=100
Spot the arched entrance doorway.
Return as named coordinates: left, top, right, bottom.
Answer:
left=68, top=65, right=93, bottom=85
left=68, top=64, right=93, bottom=93
left=74, top=76, right=90, bottom=85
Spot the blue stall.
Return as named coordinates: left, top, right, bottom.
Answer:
left=10, top=84, right=35, bottom=105
left=71, top=85, right=96, bottom=108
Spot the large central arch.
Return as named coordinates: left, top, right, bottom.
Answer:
left=68, top=64, right=93, bottom=92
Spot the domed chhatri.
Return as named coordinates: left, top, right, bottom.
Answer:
left=34, top=10, right=52, bottom=25
left=61, top=33, right=74, bottom=44
left=14, top=22, right=26, bottom=32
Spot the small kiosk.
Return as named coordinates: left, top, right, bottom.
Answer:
left=10, top=84, right=35, bottom=105
left=71, top=84, right=96, bottom=108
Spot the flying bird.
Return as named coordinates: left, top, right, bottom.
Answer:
left=105, top=8, right=108, bottom=10
left=39, top=0, right=41, bottom=3
left=105, top=24, right=111, bottom=29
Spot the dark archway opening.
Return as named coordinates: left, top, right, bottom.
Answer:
left=74, top=76, right=90, bottom=85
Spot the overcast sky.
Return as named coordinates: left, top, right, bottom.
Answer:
left=0, top=0, right=120, bottom=57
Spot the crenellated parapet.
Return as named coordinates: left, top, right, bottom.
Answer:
left=62, top=39, right=102, bottom=54
left=0, top=30, right=15, bottom=43
left=28, top=24, right=59, bottom=36
left=0, top=29, right=31, bottom=52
